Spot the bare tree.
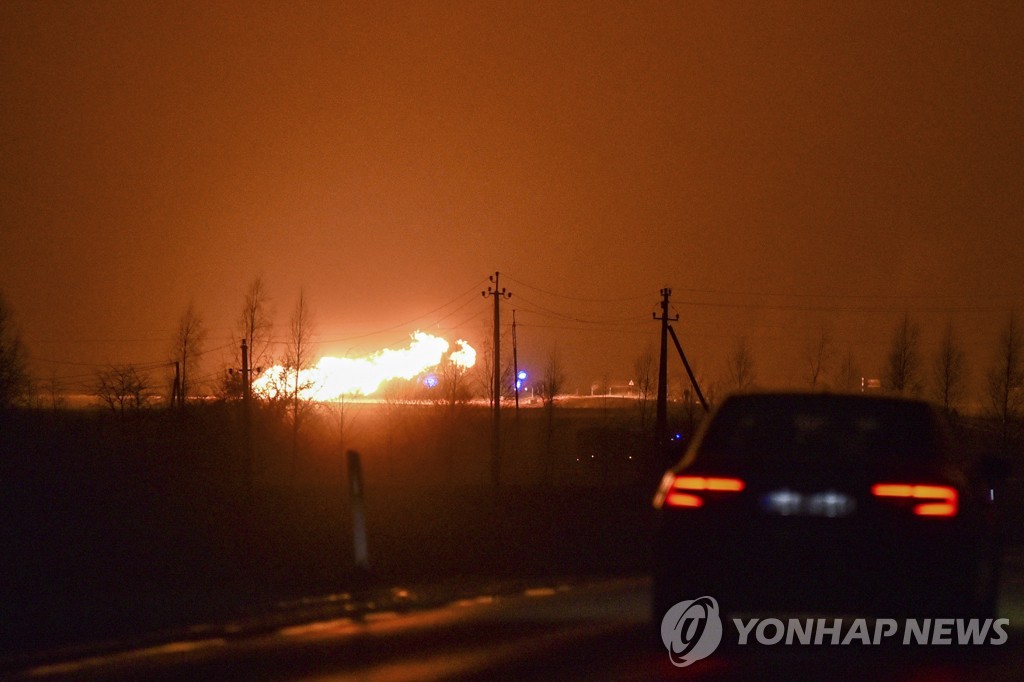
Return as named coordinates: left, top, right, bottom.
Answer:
left=171, top=302, right=206, bottom=405
left=537, top=348, right=567, bottom=479
left=932, top=321, right=968, bottom=413
left=726, top=336, right=757, bottom=393
left=285, top=290, right=317, bottom=477
left=537, top=348, right=567, bottom=406
left=633, top=347, right=656, bottom=428
left=239, top=276, right=274, bottom=375
left=837, top=349, right=861, bottom=393
left=43, top=373, right=67, bottom=412
left=986, top=310, right=1024, bottom=448
left=427, top=356, right=471, bottom=482
left=0, top=291, right=31, bottom=409
left=884, top=313, right=923, bottom=395
left=438, top=356, right=473, bottom=407
left=95, top=364, right=151, bottom=418
left=220, top=276, right=275, bottom=400
left=803, top=326, right=835, bottom=391
left=473, top=325, right=515, bottom=404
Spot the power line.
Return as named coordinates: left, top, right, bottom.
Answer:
left=503, top=274, right=653, bottom=303
left=515, top=322, right=652, bottom=335
left=672, top=299, right=1014, bottom=315
left=27, top=336, right=173, bottom=344
left=317, top=278, right=488, bottom=345
left=671, top=285, right=1022, bottom=301
left=513, top=295, right=649, bottom=325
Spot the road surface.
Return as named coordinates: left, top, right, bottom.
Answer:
left=14, top=549, right=1024, bottom=680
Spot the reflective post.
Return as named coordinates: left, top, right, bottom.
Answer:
left=347, top=450, right=370, bottom=573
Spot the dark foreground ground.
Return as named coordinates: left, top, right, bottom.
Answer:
left=2, top=405, right=1021, bottom=674
left=5, top=475, right=1024, bottom=675
left=9, top=550, right=1024, bottom=681
left=0, top=481, right=656, bottom=662
left=0, top=403, right=667, bottom=661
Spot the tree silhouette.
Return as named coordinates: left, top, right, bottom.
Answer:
left=285, top=290, right=317, bottom=480
left=986, top=310, right=1024, bottom=449
left=803, top=326, right=835, bottom=391
left=837, top=349, right=861, bottom=394
left=0, top=291, right=31, bottom=409
left=726, top=336, right=757, bottom=394
left=633, top=347, right=655, bottom=428
left=537, top=348, right=567, bottom=479
left=171, top=302, right=206, bottom=406
left=220, top=276, right=274, bottom=400
left=239, top=276, right=274, bottom=375
left=932, top=321, right=967, bottom=413
left=95, top=364, right=151, bottom=418
left=884, top=313, right=923, bottom=395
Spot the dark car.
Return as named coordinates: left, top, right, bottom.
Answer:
left=652, top=392, right=1003, bottom=622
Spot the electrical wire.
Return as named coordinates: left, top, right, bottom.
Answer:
left=671, top=299, right=1013, bottom=315
left=316, top=278, right=489, bottom=345
left=503, top=274, right=654, bottom=303
left=671, top=285, right=1022, bottom=301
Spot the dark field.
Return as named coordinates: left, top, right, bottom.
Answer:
left=0, top=402, right=666, bottom=658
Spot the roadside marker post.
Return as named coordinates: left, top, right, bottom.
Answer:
left=347, top=450, right=370, bottom=575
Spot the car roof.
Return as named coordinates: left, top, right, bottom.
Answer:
left=675, top=391, right=951, bottom=475
left=717, top=391, right=933, bottom=410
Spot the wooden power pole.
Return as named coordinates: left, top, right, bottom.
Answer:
left=653, top=287, right=678, bottom=443
left=483, top=272, right=511, bottom=487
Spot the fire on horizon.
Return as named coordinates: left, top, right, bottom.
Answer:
left=252, top=332, right=476, bottom=401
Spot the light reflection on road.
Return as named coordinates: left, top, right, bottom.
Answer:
left=17, top=550, right=1024, bottom=681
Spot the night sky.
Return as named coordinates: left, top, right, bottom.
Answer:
left=2, top=1, right=1022, bottom=401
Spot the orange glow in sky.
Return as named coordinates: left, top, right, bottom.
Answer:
left=2, top=2, right=1023, bottom=395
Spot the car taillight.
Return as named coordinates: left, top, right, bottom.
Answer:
left=870, top=483, right=958, bottom=517
left=674, top=476, right=746, bottom=492
left=656, top=474, right=746, bottom=509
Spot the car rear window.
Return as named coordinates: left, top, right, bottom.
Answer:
left=695, top=394, right=945, bottom=473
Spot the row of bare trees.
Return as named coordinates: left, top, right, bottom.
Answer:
left=881, top=312, right=1023, bottom=431
left=703, top=311, right=1024, bottom=444
left=3, top=280, right=1021, bottom=450
left=0, top=291, right=31, bottom=410
left=80, top=276, right=318, bottom=426
left=90, top=290, right=1024, bottom=461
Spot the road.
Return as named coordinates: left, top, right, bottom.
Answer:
left=14, top=549, right=1024, bottom=681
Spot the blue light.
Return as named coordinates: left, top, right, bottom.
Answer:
left=423, top=373, right=438, bottom=389
left=515, top=370, right=528, bottom=391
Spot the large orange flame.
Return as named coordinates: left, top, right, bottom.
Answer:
left=252, top=331, right=476, bottom=401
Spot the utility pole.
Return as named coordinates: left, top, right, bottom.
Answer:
left=241, top=338, right=251, bottom=404
left=241, top=339, right=253, bottom=492
left=483, top=272, right=511, bottom=488
left=653, top=287, right=678, bottom=443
